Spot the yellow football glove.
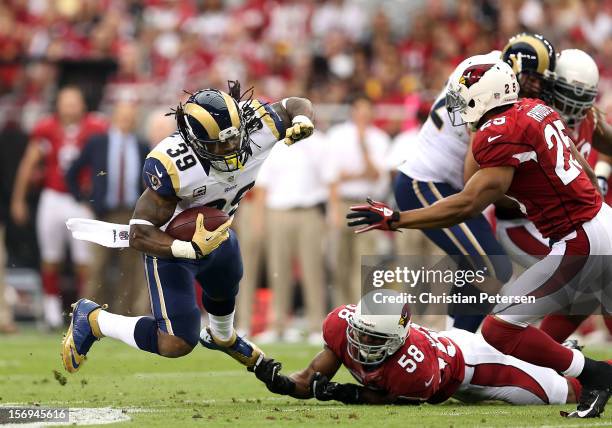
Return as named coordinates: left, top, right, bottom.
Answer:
left=284, top=115, right=314, bottom=146
left=191, top=213, right=233, bottom=258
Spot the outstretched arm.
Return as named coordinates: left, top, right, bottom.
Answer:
left=395, top=166, right=514, bottom=229
left=253, top=347, right=341, bottom=399
left=253, top=348, right=400, bottom=404
left=290, top=347, right=341, bottom=398
left=270, top=97, right=315, bottom=145
left=347, top=166, right=514, bottom=233
left=309, top=371, right=399, bottom=404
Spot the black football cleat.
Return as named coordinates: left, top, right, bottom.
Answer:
left=562, top=387, right=610, bottom=418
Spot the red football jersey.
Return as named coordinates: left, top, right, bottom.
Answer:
left=322, top=305, right=465, bottom=403
left=472, top=98, right=602, bottom=240
left=31, top=113, right=108, bottom=193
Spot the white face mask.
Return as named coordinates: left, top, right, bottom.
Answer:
left=346, top=322, right=404, bottom=366
left=445, top=86, right=469, bottom=127
left=552, top=79, right=597, bottom=127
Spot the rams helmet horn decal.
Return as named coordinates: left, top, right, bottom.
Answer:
left=174, top=86, right=254, bottom=173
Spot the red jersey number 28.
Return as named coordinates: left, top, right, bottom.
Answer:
left=545, top=119, right=582, bottom=185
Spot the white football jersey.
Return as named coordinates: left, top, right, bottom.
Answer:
left=142, top=99, right=283, bottom=228
left=398, top=51, right=500, bottom=190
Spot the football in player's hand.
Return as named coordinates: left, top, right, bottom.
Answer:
left=165, top=206, right=229, bottom=241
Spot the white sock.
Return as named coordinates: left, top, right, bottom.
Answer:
left=209, top=311, right=235, bottom=341
left=97, top=310, right=142, bottom=349
left=43, top=294, right=63, bottom=328
left=562, top=348, right=586, bottom=378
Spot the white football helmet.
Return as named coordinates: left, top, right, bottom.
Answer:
left=346, top=290, right=411, bottom=366
left=444, top=51, right=501, bottom=126
left=552, top=49, right=599, bottom=126
left=446, top=60, right=519, bottom=129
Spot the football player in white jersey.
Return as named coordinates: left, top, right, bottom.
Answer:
left=61, top=82, right=314, bottom=372
left=393, top=34, right=558, bottom=333
left=394, top=49, right=513, bottom=333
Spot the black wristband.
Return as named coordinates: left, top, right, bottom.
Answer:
left=267, top=373, right=296, bottom=395
left=190, top=241, right=203, bottom=258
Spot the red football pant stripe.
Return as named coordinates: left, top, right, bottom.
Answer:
left=506, top=225, right=549, bottom=259
left=482, top=315, right=574, bottom=373
left=527, top=229, right=589, bottom=300
left=471, top=362, right=549, bottom=403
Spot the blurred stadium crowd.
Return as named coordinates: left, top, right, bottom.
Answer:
left=3, top=0, right=612, bottom=131
left=0, top=0, right=611, bottom=343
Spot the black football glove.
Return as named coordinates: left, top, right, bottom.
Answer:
left=310, top=372, right=362, bottom=404
left=249, top=357, right=296, bottom=395
left=346, top=198, right=400, bottom=234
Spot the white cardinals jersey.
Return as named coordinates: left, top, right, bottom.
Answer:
left=398, top=51, right=500, bottom=190
left=142, top=99, right=284, bottom=227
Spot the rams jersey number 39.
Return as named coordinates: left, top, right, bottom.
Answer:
left=142, top=99, right=284, bottom=225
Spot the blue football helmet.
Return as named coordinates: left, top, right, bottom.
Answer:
left=502, top=33, right=556, bottom=102
left=175, top=84, right=258, bottom=172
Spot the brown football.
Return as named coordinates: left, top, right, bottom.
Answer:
left=165, top=206, right=229, bottom=241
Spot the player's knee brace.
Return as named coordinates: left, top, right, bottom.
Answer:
left=202, top=294, right=236, bottom=316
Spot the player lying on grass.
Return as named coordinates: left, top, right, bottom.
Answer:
left=252, top=291, right=588, bottom=408
left=345, top=60, right=612, bottom=418
left=61, top=81, right=314, bottom=373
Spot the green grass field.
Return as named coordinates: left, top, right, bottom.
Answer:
left=1, top=331, right=611, bottom=427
